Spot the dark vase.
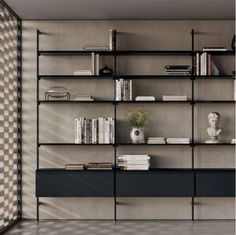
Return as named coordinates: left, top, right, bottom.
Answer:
left=99, top=65, right=113, bottom=75
left=231, top=35, right=235, bottom=51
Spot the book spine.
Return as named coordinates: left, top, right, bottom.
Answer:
left=75, top=119, right=78, bottom=143
left=91, top=53, right=95, bottom=75
left=81, top=117, right=85, bottom=144
left=78, top=118, right=82, bottom=144
left=98, top=117, right=103, bottom=144
left=109, top=29, right=116, bottom=51
left=96, top=54, right=99, bottom=75
left=116, top=80, right=121, bottom=100
left=196, top=53, right=199, bottom=76
left=120, top=79, right=124, bottom=100
left=129, top=80, right=132, bottom=100
left=104, top=119, right=109, bottom=143
left=94, top=119, right=97, bottom=144
left=207, top=54, right=211, bottom=76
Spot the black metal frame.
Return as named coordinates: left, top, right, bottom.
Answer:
left=0, top=0, right=22, bottom=234
left=36, top=29, right=235, bottom=222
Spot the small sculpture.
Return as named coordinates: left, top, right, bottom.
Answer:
left=205, top=112, right=222, bottom=143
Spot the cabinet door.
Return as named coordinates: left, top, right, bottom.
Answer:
left=196, top=170, right=235, bottom=197
left=116, top=170, right=194, bottom=197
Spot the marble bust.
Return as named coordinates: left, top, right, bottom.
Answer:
left=205, top=112, right=222, bottom=143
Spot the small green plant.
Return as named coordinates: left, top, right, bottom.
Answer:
left=127, top=108, right=150, bottom=128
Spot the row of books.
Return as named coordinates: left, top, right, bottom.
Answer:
left=164, top=65, right=191, bottom=76
left=75, top=117, right=114, bottom=144
left=147, top=137, right=190, bottom=144
left=195, top=52, right=219, bottom=76
left=116, top=79, right=133, bottom=101
left=65, top=162, right=113, bottom=170
left=83, top=29, right=116, bottom=51
left=117, top=155, right=150, bottom=170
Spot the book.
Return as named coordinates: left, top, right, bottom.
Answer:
left=163, top=95, right=187, bottom=101
left=83, top=44, right=110, bottom=51
left=135, top=96, right=155, bottom=101
left=109, top=29, right=116, bottom=51
left=116, top=79, right=132, bottom=101
left=65, top=164, right=84, bottom=170
left=73, top=70, right=92, bottom=75
left=166, top=138, right=190, bottom=144
left=73, top=95, right=94, bottom=101
left=95, top=54, right=100, bottom=75
left=202, top=47, right=227, bottom=51
left=91, top=53, right=95, bottom=75
left=87, top=162, right=113, bottom=170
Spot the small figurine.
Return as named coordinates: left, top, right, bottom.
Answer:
left=205, top=112, right=222, bottom=143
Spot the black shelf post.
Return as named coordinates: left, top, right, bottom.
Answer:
left=191, top=29, right=195, bottom=221
left=36, top=29, right=40, bottom=222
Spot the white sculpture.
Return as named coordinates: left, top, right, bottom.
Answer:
left=205, top=112, right=222, bottom=143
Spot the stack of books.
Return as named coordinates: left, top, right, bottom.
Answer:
left=195, top=48, right=222, bottom=76
left=166, top=138, right=190, bottom=144
left=117, top=155, right=151, bottom=170
left=163, top=95, right=187, bottom=101
left=135, top=96, right=155, bottom=101
left=164, top=65, right=191, bottom=76
left=116, top=79, right=132, bottom=101
left=231, top=139, right=236, bottom=144
left=75, top=117, right=114, bottom=144
left=65, top=164, right=84, bottom=170
left=87, top=162, right=113, bottom=170
left=73, top=95, right=94, bottom=101
left=147, top=137, right=166, bottom=144
left=83, top=29, right=116, bottom=51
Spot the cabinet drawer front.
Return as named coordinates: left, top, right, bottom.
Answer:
left=116, top=171, right=194, bottom=197
left=36, top=171, right=114, bottom=197
left=196, top=171, right=235, bottom=197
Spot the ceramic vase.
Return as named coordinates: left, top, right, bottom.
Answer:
left=130, top=127, right=145, bottom=144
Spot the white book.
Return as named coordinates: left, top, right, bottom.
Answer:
left=196, top=53, right=199, bottom=76
left=78, top=119, right=82, bottom=144
left=163, top=95, right=187, bottom=101
left=108, top=117, right=113, bottom=144
left=104, top=119, right=110, bottom=144
left=91, top=53, right=95, bottom=75
left=135, top=96, right=155, bottom=101
left=118, top=155, right=150, bottom=161
left=80, top=117, right=85, bottom=143
left=109, top=29, right=116, bottom=51
left=73, top=70, right=92, bottom=76
left=116, top=80, right=121, bottom=101
left=129, top=80, right=133, bottom=101
left=95, top=54, right=100, bottom=75
left=98, top=118, right=104, bottom=144
left=120, top=79, right=124, bottom=100
left=83, top=44, right=109, bottom=50
left=75, top=119, right=79, bottom=143
left=200, top=52, right=207, bottom=76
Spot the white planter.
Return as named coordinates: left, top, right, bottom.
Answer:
left=130, top=127, right=145, bottom=144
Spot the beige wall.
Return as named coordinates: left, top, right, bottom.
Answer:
left=22, top=20, right=235, bottom=219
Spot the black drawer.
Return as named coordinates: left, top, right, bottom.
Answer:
left=36, top=169, right=114, bottom=197
left=195, top=170, right=235, bottom=197
left=116, top=170, right=194, bottom=197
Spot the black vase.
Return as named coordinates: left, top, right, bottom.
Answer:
left=99, top=65, right=113, bottom=75
left=231, top=35, right=235, bottom=51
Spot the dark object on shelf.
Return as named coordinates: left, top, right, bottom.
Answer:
left=231, top=35, right=235, bottom=51
left=99, top=65, right=113, bottom=75
left=45, top=86, right=70, bottom=100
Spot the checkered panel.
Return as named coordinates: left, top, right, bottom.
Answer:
left=0, top=3, right=21, bottom=231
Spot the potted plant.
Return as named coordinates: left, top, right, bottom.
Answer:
left=127, top=108, right=150, bottom=144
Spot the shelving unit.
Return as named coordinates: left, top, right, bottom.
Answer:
left=36, top=29, right=235, bottom=221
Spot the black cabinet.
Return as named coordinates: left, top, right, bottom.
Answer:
left=195, top=169, right=235, bottom=197
left=36, top=169, right=114, bottom=197
left=116, top=170, right=194, bottom=197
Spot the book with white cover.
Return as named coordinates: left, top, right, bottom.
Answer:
left=91, top=53, right=95, bottom=75
left=135, top=96, right=155, bottom=101
left=200, top=52, right=207, bottom=75
left=83, top=44, right=109, bottom=51
left=73, top=70, right=92, bottom=76
left=95, top=54, right=100, bottom=75
left=109, top=29, right=116, bottom=51
left=75, top=119, right=79, bottom=143
left=98, top=118, right=104, bottom=143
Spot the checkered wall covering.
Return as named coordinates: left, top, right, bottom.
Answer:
left=0, top=2, right=21, bottom=231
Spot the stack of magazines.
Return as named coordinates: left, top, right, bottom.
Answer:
left=147, top=137, right=166, bottom=144
left=116, top=79, right=132, bottom=101
left=164, top=65, right=191, bottom=76
left=117, top=155, right=150, bottom=170
left=75, top=117, right=114, bottom=144
left=166, top=138, right=190, bottom=144
left=87, top=162, right=113, bottom=170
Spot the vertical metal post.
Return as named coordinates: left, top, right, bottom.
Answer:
left=36, top=29, right=40, bottom=222
left=191, top=29, right=195, bottom=221
left=113, top=50, right=117, bottom=222
left=17, top=19, right=22, bottom=220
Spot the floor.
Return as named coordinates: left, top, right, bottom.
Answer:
left=5, top=220, right=235, bottom=235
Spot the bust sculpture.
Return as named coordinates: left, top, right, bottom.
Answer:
left=205, top=112, right=222, bottom=143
